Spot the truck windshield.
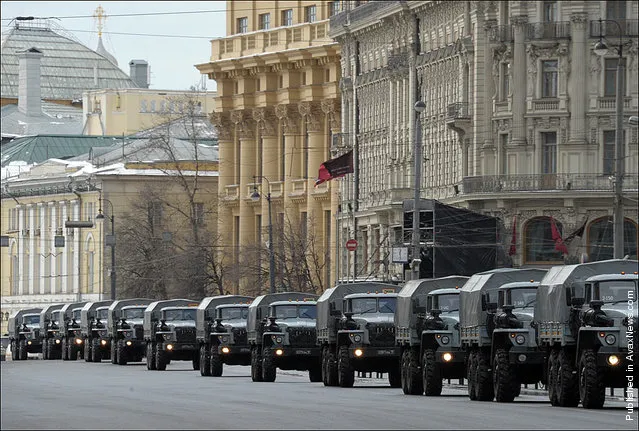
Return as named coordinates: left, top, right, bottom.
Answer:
left=164, top=309, right=196, bottom=321
left=298, top=304, right=317, bottom=319
left=378, top=297, right=396, bottom=313
left=23, top=315, right=40, bottom=325
left=219, top=307, right=249, bottom=320
left=72, top=309, right=82, bottom=321
left=510, top=288, right=537, bottom=308
left=96, top=309, right=108, bottom=321
left=350, top=297, right=396, bottom=314
left=51, top=311, right=60, bottom=324
left=123, top=308, right=145, bottom=320
left=597, top=280, right=637, bottom=303
left=434, top=294, right=459, bottom=312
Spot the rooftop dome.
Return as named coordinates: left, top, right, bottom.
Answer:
left=1, top=18, right=139, bottom=102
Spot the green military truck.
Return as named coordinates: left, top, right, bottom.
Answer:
left=59, top=302, right=89, bottom=361
left=144, top=299, right=201, bottom=371
left=107, top=298, right=154, bottom=366
left=247, top=292, right=320, bottom=383
left=40, top=304, right=65, bottom=360
left=459, top=268, right=547, bottom=401
left=317, top=282, right=400, bottom=388
left=8, top=308, right=43, bottom=360
left=80, top=300, right=113, bottom=362
left=196, top=295, right=253, bottom=377
left=395, top=276, right=469, bottom=395
left=534, top=259, right=638, bottom=409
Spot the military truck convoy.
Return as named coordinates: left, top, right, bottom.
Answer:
left=196, top=295, right=253, bottom=377
left=317, top=282, right=401, bottom=388
left=7, top=259, right=636, bottom=410
left=247, top=292, right=320, bottom=382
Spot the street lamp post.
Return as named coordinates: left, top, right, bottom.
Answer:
left=95, top=195, right=116, bottom=300
left=412, top=101, right=426, bottom=280
left=251, top=177, right=275, bottom=294
left=594, top=18, right=627, bottom=259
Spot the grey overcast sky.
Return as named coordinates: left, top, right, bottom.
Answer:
left=0, top=1, right=229, bottom=91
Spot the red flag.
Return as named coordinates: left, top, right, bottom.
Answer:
left=508, top=216, right=517, bottom=256
left=315, top=150, right=354, bottom=187
left=550, top=217, right=568, bottom=255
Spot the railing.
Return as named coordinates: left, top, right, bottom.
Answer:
left=462, top=173, right=639, bottom=194
left=1, top=183, right=99, bottom=198
left=526, top=21, right=571, bottom=40
left=290, top=179, right=307, bottom=195
left=590, top=19, right=639, bottom=38
left=224, top=184, right=239, bottom=199
left=446, top=102, right=471, bottom=120
left=532, top=99, right=559, bottom=111
left=329, top=0, right=397, bottom=33
left=488, top=25, right=513, bottom=43
left=597, top=97, right=632, bottom=110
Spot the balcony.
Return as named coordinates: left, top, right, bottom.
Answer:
left=462, top=173, right=639, bottom=194
left=329, top=1, right=397, bottom=36
left=525, top=22, right=571, bottom=40
left=597, top=97, right=632, bottom=110
left=445, top=102, right=472, bottom=136
left=532, top=98, right=560, bottom=111
left=590, top=19, right=639, bottom=38
left=488, top=25, right=513, bottom=43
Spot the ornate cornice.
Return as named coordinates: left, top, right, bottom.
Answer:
left=209, top=112, right=233, bottom=141
left=252, top=107, right=278, bottom=137
left=275, top=104, right=299, bottom=134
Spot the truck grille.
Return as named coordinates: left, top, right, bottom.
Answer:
left=232, top=328, right=247, bottom=345
left=176, top=327, right=196, bottom=343
left=134, top=325, right=144, bottom=340
left=368, top=324, right=395, bottom=347
left=288, top=328, right=316, bottom=347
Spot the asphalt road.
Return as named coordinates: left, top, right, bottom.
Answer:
left=1, top=358, right=636, bottom=430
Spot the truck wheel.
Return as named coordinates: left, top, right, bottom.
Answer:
left=10, top=341, right=17, bottom=361
left=262, top=348, right=277, bottom=382
left=116, top=340, right=128, bottom=365
left=338, top=345, right=354, bottom=388
left=156, top=346, right=168, bottom=371
left=210, top=345, right=223, bottom=377
left=110, top=339, right=117, bottom=364
left=475, top=350, right=494, bottom=401
left=493, top=348, right=518, bottom=402
left=322, top=347, right=338, bottom=387
left=556, top=349, right=579, bottom=407
left=467, top=350, right=477, bottom=400
left=388, top=366, right=401, bottom=388
left=579, top=349, right=605, bottom=409
left=92, top=339, right=101, bottom=362
left=42, top=340, right=49, bottom=360
left=61, top=339, right=68, bottom=361
left=548, top=349, right=559, bottom=406
left=422, top=349, right=442, bottom=395
left=84, top=339, right=92, bottom=362
left=251, top=346, right=263, bottom=382
left=19, top=339, right=28, bottom=360
left=69, top=340, right=78, bottom=361
left=146, top=342, right=156, bottom=370
left=192, top=352, right=200, bottom=371
left=309, top=364, right=322, bottom=382
left=403, top=348, right=424, bottom=395
left=200, top=345, right=211, bottom=376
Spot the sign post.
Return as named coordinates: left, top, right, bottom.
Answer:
left=345, top=239, right=358, bottom=252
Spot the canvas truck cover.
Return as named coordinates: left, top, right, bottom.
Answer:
left=460, top=268, right=547, bottom=328
left=39, top=304, right=64, bottom=328
left=196, top=295, right=253, bottom=340
left=395, top=276, right=469, bottom=340
left=59, top=302, right=89, bottom=333
left=143, top=299, right=199, bottom=339
left=80, top=300, right=114, bottom=335
left=534, top=259, right=638, bottom=325
left=107, top=298, right=154, bottom=337
left=317, top=282, right=398, bottom=343
left=8, top=308, right=42, bottom=338
left=247, top=292, right=319, bottom=343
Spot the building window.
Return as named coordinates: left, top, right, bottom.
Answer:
left=543, top=1, right=557, bottom=22
left=150, top=100, right=156, bottom=112
left=259, top=13, right=270, bottom=30
left=329, top=1, right=341, bottom=16
left=541, top=60, right=558, bottom=98
left=604, top=58, right=624, bottom=97
left=500, top=63, right=510, bottom=101
left=140, top=100, right=148, bottom=113
left=603, top=131, right=616, bottom=175
left=148, top=201, right=163, bottom=233
left=87, top=250, right=94, bottom=293
left=237, top=17, right=248, bottom=34
left=282, top=9, right=293, bottom=26
left=541, top=132, right=557, bottom=174
left=606, top=0, right=626, bottom=20
left=305, top=5, right=317, bottom=23
left=524, top=217, right=564, bottom=263
left=192, top=202, right=204, bottom=226
left=588, top=217, right=637, bottom=261
left=499, top=134, right=509, bottom=174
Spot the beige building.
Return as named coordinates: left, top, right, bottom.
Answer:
left=330, top=0, right=638, bottom=281
left=196, top=1, right=343, bottom=294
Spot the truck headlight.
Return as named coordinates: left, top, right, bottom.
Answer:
left=354, top=348, right=363, bottom=357
left=126, top=341, right=132, bottom=346
left=101, top=340, right=107, bottom=346
left=604, top=334, right=616, bottom=345
left=221, top=347, right=230, bottom=354
left=607, top=355, right=619, bottom=366
left=514, top=334, right=525, bottom=345
left=75, top=338, right=83, bottom=345
left=219, top=335, right=229, bottom=343
left=27, top=341, right=32, bottom=345
left=275, top=349, right=284, bottom=356
left=275, top=336, right=283, bottom=343
left=163, top=334, right=173, bottom=341
left=442, top=352, right=453, bottom=362
left=440, top=335, right=450, bottom=345
left=353, top=334, right=362, bottom=343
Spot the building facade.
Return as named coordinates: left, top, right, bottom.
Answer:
left=196, top=1, right=343, bottom=294
left=330, top=0, right=638, bottom=282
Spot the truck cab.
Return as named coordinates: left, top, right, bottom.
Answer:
left=208, top=304, right=251, bottom=373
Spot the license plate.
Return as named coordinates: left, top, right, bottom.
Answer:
left=377, top=350, right=394, bottom=355
left=182, top=345, right=194, bottom=350
left=295, top=349, right=311, bottom=355
left=239, top=348, right=250, bottom=353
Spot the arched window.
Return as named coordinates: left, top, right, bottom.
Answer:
left=587, top=216, right=638, bottom=261
left=85, top=236, right=95, bottom=294
left=524, top=216, right=564, bottom=263
left=10, top=242, right=19, bottom=295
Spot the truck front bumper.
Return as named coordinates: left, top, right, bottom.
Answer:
left=349, top=346, right=400, bottom=359
left=162, top=342, right=196, bottom=352
left=218, top=345, right=251, bottom=355
left=508, top=349, right=544, bottom=365
left=265, top=346, right=320, bottom=357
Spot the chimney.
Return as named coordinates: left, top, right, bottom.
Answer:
left=129, top=60, right=149, bottom=89
left=17, top=47, right=44, bottom=117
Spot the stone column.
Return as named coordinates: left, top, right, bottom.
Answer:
left=17, top=205, right=24, bottom=295
left=38, top=203, right=46, bottom=294
left=236, top=115, right=257, bottom=249
left=482, top=19, right=497, bottom=175
left=60, top=201, right=68, bottom=294
left=322, top=98, right=341, bottom=287
left=569, top=13, right=588, bottom=145
left=72, top=200, right=80, bottom=295
left=275, top=104, right=301, bottom=228
left=28, top=204, right=35, bottom=295
left=511, top=15, right=528, bottom=146
left=253, top=107, right=279, bottom=244
left=48, top=202, right=57, bottom=294
left=300, top=101, right=326, bottom=245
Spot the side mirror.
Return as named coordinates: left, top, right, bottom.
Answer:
left=330, top=309, right=342, bottom=317
left=501, top=304, right=514, bottom=313
left=414, top=306, right=427, bottom=315
left=571, top=297, right=586, bottom=307
left=589, top=299, right=604, bottom=310
left=486, top=302, right=498, bottom=312
left=565, top=287, right=572, bottom=307
left=343, top=311, right=354, bottom=320
left=429, top=308, right=441, bottom=317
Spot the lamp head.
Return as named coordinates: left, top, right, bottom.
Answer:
left=414, top=101, right=426, bottom=113
left=95, top=211, right=105, bottom=220
left=250, top=189, right=260, bottom=201
left=594, top=39, right=609, bottom=57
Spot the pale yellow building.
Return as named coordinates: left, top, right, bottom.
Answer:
left=196, top=0, right=343, bottom=294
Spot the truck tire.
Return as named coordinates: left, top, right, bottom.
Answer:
left=69, top=341, right=78, bottom=361
left=388, top=366, right=401, bottom=388
left=338, top=345, right=354, bottom=388
left=192, top=352, right=200, bottom=371
left=211, top=345, right=223, bottom=377
left=309, top=364, right=322, bottom=382
left=146, top=342, right=156, bottom=370
left=262, top=348, right=277, bottom=382
left=61, top=339, right=68, bottom=361
left=422, top=349, right=442, bottom=396
left=156, top=346, right=168, bottom=371
left=556, top=349, right=579, bottom=407
left=322, top=347, right=338, bottom=387
left=42, top=340, right=49, bottom=360
left=579, top=349, right=605, bottom=409
left=475, top=350, right=494, bottom=401
left=10, top=341, right=17, bottom=361
left=251, top=346, right=263, bottom=382
left=84, top=338, right=93, bottom=362
left=19, top=339, right=27, bottom=360
left=493, top=348, right=518, bottom=402
left=467, top=350, right=477, bottom=400
left=548, top=349, right=559, bottom=406
left=92, top=338, right=101, bottom=362
left=116, top=340, right=128, bottom=365
left=200, top=345, right=211, bottom=377
left=110, top=339, right=117, bottom=364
